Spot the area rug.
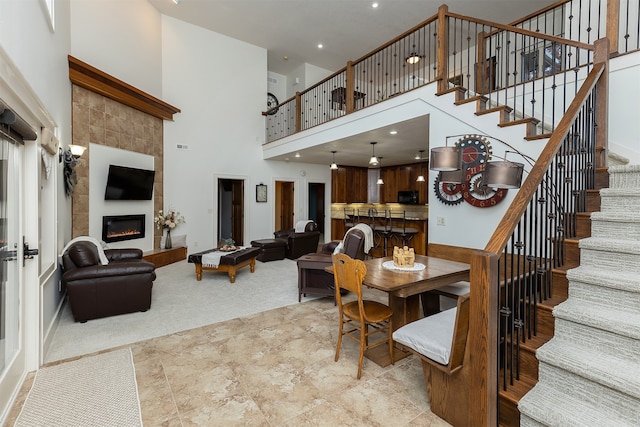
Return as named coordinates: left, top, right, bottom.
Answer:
left=45, top=258, right=305, bottom=362
left=15, top=348, right=142, bottom=427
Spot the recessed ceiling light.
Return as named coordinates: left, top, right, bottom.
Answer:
left=295, top=153, right=301, bottom=158
left=317, top=44, right=323, bottom=49
left=172, top=0, right=181, bottom=4
left=389, top=130, right=398, bottom=135
left=372, top=2, right=379, bottom=8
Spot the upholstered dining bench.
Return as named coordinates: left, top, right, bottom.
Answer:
left=188, top=247, right=259, bottom=283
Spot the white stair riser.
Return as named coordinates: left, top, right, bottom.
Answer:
left=599, top=190, right=640, bottom=212
left=567, top=266, right=640, bottom=294
left=580, top=249, right=640, bottom=273
left=568, top=281, right=640, bottom=312
left=553, top=319, right=640, bottom=361
left=520, top=414, right=546, bottom=427
left=538, top=363, right=640, bottom=424
left=609, top=167, right=640, bottom=188
left=591, top=218, right=640, bottom=240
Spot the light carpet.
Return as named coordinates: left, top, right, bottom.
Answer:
left=15, top=348, right=141, bottom=427
left=46, top=258, right=306, bottom=363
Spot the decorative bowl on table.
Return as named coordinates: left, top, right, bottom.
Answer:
left=218, top=245, right=238, bottom=252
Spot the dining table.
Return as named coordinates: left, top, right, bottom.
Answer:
left=354, top=254, right=470, bottom=366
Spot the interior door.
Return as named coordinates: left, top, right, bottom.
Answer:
left=280, top=181, right=294, bottom=230
left=0, top=136, right=25, bottom=416
left=231, top=180, right=244, bottom=245
left=217, top=178, right=245, bottom=246
left=308, top=183, right=325, bottom=234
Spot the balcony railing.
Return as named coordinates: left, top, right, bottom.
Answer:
left=263, top=1, right=635, bottom=144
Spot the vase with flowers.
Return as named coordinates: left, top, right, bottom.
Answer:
left=154, top=209, right=185, bottom=249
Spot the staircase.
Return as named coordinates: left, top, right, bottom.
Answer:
left=518, top=164, right=640, bottom=426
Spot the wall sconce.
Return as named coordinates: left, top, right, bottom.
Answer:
left=330, top=150, right=339, bottom=170
left=439, top=168, right=467, bottom=184
left=369, top=141, right=379, bottom=166
left=429, top=141, right=461, bottom=171
left=60, top=144, right=87, bottom=197
left=483, top=151, right=529, bottom=189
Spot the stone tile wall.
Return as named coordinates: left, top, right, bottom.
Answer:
left=71, top=85, right=164, bottom=248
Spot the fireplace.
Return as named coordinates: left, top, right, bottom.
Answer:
left=102, top=215, right=145, bottom=243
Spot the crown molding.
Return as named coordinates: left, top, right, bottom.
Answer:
left=68, top=55, right=180, bottom=121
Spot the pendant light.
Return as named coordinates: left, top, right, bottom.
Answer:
left=330, top=151, right=338, bottom=170
left=369, top=141, right=379, bottom=166
left=416, top=150, right=426, bottom=182
left=376, top=157, right=384, bottom=185
left=406, top=52, right=422, bottom=64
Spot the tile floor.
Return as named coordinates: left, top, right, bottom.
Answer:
left=7, top=294, right=450, bottom=426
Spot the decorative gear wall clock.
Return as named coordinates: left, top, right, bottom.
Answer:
left=461, top=163, right=508, bottom=208
left=432, top=134, right=508, bottom=208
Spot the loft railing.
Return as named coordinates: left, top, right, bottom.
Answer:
left=264, top=1, right=638, bottom=143
left=510, top=0, right=640, bottom=55
left=467, top=39, right=609, bottom=425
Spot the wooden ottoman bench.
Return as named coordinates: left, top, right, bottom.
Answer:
left=187, top=247, right=260, bottom=283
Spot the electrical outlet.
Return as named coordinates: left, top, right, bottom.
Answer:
left=437, top=216, right=445, bottom=226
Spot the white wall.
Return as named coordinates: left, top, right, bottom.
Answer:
left=267, top=71, right=287, bottom=106
left=161, top=16, right=330, bottom=250
left=608, top=51, right=640, bottom=163
left=0, top=0, right=72, bottom=416
left=70, top=0, right=163, bottom=97
left=88, top=144, right=155, bottom=250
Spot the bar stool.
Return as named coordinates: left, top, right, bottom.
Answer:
left=344, top=208, right=356, bottom=231
left=389, top=210, right=419, bottom=248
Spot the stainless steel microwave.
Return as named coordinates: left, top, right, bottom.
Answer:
left=398, top=190, right=419, bottom=204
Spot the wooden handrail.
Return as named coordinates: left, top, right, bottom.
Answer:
left=485, top=61, right=605, bottom=254
left=446, top=10, right=594, bottom=51
left=508, top=0, right=571, bottom=27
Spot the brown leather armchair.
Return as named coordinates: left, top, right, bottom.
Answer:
left=61, top=241, right=156, bottom=322
left=274, top=221, right=321, bottom=259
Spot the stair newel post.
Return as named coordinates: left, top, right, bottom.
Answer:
left=345, top=61, right=355, bottom=114
left=594, top=38, right=610, bottom=170
left=436, top=5, right=449, bottom=94
left=294, top=91, right=302, bottom=133
left=468, top=250, right=499, bottom=426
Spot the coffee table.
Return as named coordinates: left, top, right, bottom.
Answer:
left=187, top=247, right=259, bottom=283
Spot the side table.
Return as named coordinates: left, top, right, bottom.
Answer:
left=143, top=246, right=187, bottom=268
left=296, top=253, right=335, bottom=303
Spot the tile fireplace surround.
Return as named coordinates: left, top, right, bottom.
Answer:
left=71, top=85, right=164, bottom=247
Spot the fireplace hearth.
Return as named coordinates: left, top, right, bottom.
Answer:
left=102, top=214, right=145, bottom=243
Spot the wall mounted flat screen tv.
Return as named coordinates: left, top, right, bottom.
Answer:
left=104, top=164, right=155, bottom=200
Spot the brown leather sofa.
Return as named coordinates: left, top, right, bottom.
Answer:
left=61, top=241, right=156, bottom=322
left=274, top=221, right=321, bottom=259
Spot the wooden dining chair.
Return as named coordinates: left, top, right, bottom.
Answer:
left=332, top=253, right=394, bottom=379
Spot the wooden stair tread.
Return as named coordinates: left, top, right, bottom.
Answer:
left=507, top=332, right=552, bottom=353
left=552, top=264, right=572, bottom=274
left=435, top=86, right=463, bottom=96
left=475, top=105, right=513, bottom=115
left=498, top=117, right=540, bottom=127
left=498, top=373, right=538, bottom=404
left=538, top=293, right=567, bottom=311
left=525, top=133, right=551, bottom=141
left=454, top=94, right=486, bottom=105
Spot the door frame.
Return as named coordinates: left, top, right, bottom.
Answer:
left=273, top=176, right=300, bottom=232
left=0, top=46, right=53, bottom=424
left=213, top=173, right=248, bottom=248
